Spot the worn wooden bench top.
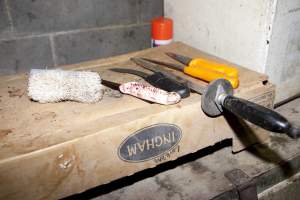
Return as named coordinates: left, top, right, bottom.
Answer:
left=0, top=42, right=272, bottom=199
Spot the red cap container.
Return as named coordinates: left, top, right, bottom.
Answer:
left=151, top=17, right=173, bottom=41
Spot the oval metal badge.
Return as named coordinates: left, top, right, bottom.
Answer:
left=118, top=123, right=182, bottom=162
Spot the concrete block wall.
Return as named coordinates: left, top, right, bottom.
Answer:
left=0, top=0, right=163, bottom=75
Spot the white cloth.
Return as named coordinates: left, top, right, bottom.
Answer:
left=27, top=69, right=103, bottom=103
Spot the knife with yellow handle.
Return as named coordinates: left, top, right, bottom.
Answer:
left=166, top=52, right=239, bottom=78
left=183, top=63, right=239, bottom=89
left=143, top=53, right=239, bottom=89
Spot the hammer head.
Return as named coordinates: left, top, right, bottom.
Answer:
left=201, top=79, right=233, bottom=117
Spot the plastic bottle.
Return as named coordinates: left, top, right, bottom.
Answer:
left=151, top=17, right=173, bottom=47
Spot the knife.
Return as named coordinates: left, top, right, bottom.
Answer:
left=101, top=79, right=181, bottom=105
left=110, top=68, right=190, bottom=98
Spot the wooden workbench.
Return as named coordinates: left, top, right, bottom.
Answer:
left=0, top=42, right=275, bottom=199
left=80, top=99, right=300, bottom=200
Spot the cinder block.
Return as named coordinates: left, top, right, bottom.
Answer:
left=54, top=24, right=150, bottom=65
left=140, top=0, right=163, bottom=22
left=0, top=0, right=11, bottom=39
left=9, top=0, right=138, bottom=34
left=0, top=36, right=54, bottom=75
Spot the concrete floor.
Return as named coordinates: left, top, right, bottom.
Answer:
left=65, top=98, right=300, bottom=200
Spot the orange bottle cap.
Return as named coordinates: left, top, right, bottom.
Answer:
left=151, top=17, right=173, bottom=40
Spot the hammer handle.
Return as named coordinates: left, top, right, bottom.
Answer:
left=222, top=95, right=298, bottom=137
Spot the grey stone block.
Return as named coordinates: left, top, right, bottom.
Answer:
left=54, top=24, right=151, bottom=65
left=140, top=0, right=163, bottom=22
left=9, top=0, right=139, bottom=34
left=0, top=36, right=54, bottom=75
left=0, top=0, right=12, bottom=39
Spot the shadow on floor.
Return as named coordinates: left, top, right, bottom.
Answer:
left=223, top=110, right=296, bottom=178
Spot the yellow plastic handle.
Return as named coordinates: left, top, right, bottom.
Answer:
left=184, top=66, right=239, bottom=88
left=189, top=58, right=239, bottom=78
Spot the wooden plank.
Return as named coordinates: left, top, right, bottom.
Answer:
left=0, top=42, right=268, bottom=160
left=0, top=42, right=274, bottom=199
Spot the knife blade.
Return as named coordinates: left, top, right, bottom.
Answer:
left=130, top=57, right=206, bottom=94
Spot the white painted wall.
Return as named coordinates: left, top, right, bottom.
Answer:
left=265, top=0, right=300, bottom=102
left=165, top=0, right=300, bottom=102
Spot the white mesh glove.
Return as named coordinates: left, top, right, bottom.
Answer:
left=28, top=69, right=103, bottom=103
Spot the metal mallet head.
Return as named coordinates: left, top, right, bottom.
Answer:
left=201, top=79, right=233, bottom=117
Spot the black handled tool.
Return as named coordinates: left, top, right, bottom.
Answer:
left=201, top=79, right=299, bottom=138
left=110, top=68, right=190, bottom=98
left=131, top=57, right=300, bottom=138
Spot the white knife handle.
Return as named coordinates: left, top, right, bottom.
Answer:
left=119, top=82, right=181, bottom=105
